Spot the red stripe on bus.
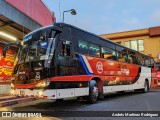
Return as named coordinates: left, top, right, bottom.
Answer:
left=51, top=75, right=94, bottom=82
left=43, top=96, right=48, bottom=98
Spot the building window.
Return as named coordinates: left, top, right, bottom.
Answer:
left=131, top=40, right=137, bottom=51
left=125, top=41, right=130, bottom=48
left=125, top=40, right=144, bottom=52
left=138, top=40, right=144, bottom=51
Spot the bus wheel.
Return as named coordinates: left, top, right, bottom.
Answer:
left=87, top=80, right=98, bottom=104
left=56, top=99, right=63, bottom=102
left=142, top=80, right=149, bottom=93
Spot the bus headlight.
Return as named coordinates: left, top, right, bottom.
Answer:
left=37, top=91, right=43, bottom=97
left=10, top=90, right=14, bottom=94
left=11, top=83, right=14, bottom=88
left=35, top=80, right=50, bottom=88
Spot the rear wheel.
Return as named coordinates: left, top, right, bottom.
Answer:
left=87, top=80, right=98, bottom=104
left=56, top=99, right=63, bottom=102
left=142, top=80, right=149, bottom=93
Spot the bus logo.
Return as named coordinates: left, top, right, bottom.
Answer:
left=96, top=61, right=103, bottom=74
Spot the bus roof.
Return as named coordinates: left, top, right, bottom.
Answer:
left=24, top=22, right=151, bottom=58
left=56, top=23, right=151, bottom=57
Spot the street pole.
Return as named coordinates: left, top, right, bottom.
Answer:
left=62, top=9, right=76, bottom=22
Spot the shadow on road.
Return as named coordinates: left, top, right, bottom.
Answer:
left=11, top=90, right=157, bottom=111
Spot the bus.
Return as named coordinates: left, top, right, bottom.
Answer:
left=3, top=23, right=156, bottom=103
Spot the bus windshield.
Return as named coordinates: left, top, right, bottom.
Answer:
left=19, top=29, right=56, bottom=63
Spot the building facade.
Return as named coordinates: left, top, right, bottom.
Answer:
left=100, top=26, right=160, bottom=62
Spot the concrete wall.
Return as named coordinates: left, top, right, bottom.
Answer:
left=0, top=0, right=41, bottom=31
left=5, top=0, right=56, bottom=26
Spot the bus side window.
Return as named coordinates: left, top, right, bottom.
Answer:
left=66, top=41, right=71, bottom=56
left=136, top=54, right=143, bottom=65
left=144, top=57, right=154, bottom=68
left=150, top=58, right=155, bottom=68
left=145, top=59, right=151, bottom=67
left=128, top=55, right=133, bottom=64
left=142, top=56, right=146, bottom=66
left=61, top=41, right=71, bottom=56
left=117, top=51, right=128, bottom=63
left=89, top=43, right=100, bottom=57
left=101, top=46, right=116, bottom=60
left=78, top=40, right=88, bottom=55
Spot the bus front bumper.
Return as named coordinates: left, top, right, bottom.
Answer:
left=11, top=88, right=89, bottom=100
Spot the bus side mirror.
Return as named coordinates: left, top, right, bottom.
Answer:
left=2, top=44, right=10, bottom=58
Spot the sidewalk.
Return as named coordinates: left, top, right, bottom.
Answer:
left=0, top=94, right=35, bottom=107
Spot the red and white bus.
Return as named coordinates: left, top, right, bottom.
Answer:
left=3, top=23, right=156, bottom=103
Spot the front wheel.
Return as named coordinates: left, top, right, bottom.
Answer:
left=87, top=80, right=98, bottom=104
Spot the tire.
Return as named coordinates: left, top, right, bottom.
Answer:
left=87, top=80, right=98, bottom=104
left=142, top=80, right=149, bottom=93
left=56, top=99, right=63, bottom=102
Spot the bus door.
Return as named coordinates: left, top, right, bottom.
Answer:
left=55, top=27, right=73, bottom=76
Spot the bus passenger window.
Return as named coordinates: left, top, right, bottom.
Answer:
left=117, top=52, right=127, bottom=63
left=135, top=53, right=143, bottom=65
left=61, top=41, right=71, bottom=56
left=89, top=43, right=100, bottom=57
left=128, top=55, right=133, bottom=64
left=101, top=47, right=116, bottom=60
left=145, top=57, right=155, bottom=68
left=78, top=40, right=88, bottom=55
left=66, top=41, right=71, bottom=56
left=128, top=55, right=139, bottom=64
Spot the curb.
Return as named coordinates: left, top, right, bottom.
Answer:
left=0, top=97, right=34, bottom=107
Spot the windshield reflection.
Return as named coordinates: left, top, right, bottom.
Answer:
left=18, top=29, right=56, bottom=63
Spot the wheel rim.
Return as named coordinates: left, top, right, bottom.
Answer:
left=144, top=81, right=148, bottom=92
left=92, top=86, right=98, bottom=102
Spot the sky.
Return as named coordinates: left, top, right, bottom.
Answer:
left=43, top=0, right=160, bottom=35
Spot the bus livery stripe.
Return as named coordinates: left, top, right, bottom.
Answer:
left=79, top=55, right=93, bottom=75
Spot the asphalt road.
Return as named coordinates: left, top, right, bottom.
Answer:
left=1, top=88, right=160, bottom=120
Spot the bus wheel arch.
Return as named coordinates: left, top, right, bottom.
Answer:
left=87, top=78, right=104, bottom=103
left=87, top=80, right=98, bottom=103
